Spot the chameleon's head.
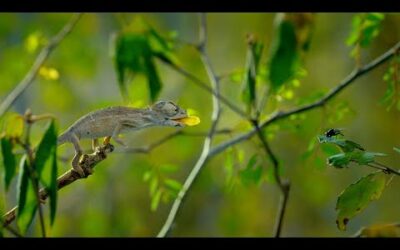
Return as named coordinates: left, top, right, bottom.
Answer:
left=150, top=101, right=189, bottom=127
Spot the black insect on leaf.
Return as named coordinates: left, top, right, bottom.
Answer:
left=324, top=128, right=344, bottom=138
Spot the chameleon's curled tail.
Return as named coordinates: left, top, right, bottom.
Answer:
left=57, top=131, right=69, bottom=146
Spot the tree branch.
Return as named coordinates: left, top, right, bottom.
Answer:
left=2, top=143, right=114, bottom=228
left=251, top=120, right=290, bottom=237
left=157, top=13, right=222, bottom=237
left=209, top=41, right=400, bottom=158
left=0, top=13, right=83, bottom=118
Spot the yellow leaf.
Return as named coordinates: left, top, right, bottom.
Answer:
left=3, top=113, right=24, bottom=138
left=39, top=67, right=60, bottom=81
left=25, top=32, right=41, bottom=53
left=283, top=89, right=294, bottom=100
left=175, top=116, right=200, bottom=126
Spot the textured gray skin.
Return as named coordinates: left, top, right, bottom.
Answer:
left=57, top=101, right=188, bottom=176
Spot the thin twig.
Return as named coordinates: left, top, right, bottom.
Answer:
left=0, top=218, right=23, bottom=237
left=368, top=162, right=400, bottom=176
left=166, top=62, right=248, bottom=119
left=0, top=13, right=83, bottom=118
left=252, top=120, right=290, bottom=237
left=157, top=13, right=222, bottom=238
left=120, top=129, right=232, bottom=154
left=209, top=41, right=400, bottom=158
left=2, top=143, right=114, bottom=228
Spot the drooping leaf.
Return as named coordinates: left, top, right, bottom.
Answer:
left=268, top=15, right=298, bottom=92
left=318, top=135, right=365, bottom=152
left=48, top=149, right=58, bottom=226
left=149, top=177, right=158, bottom=197
left=143, top=50, right=162, bottom=102
left=114, top=33, right=150, bottom=101
left=241, top=35, right=263, bottom=111
left=327, top=151, right=386, bottom=168
left=151, top=189, right=162, bottom=212
left=164, top=179, right=182, bottom=194
left=394, top=147, right=400, bottom=154
left=159, top=164, right=179, bottom=174
left=1, top=137, right=16, bottom=190
left=35, top=120, right=57, bottom=180
left=114, top=30, right=166, bottom=102
left=327, top=153, right=352, bottom=168
left=380, top=57, right=400, bottom=111
left=2, top=113, right=24, bottom=139
left=16, top=155, right=38, bottom=234
left=346, top=13, right=385, bottom=58
left=336, top=172, right=386, bottom=231
left=239, top=155, right=263, bottom=186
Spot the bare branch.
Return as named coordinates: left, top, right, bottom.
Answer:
left=157, top=13, right=222, bottom=237
left=252, top=120, right=290, bottom=237
left=0, top=13, right=83, bottom=118
left=210, top=41, right=400, bottom=158
left=2, top=143, right=114, bottom=228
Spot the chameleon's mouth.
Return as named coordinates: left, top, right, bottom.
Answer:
left=171, top=115, right=201, bottom=126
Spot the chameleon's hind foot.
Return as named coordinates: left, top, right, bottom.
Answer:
left=72, top=151, right=85, bottom=177
left=103, top=136, right=111, bottom=145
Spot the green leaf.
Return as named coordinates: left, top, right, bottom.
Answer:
left=268, top=18, right=298, bottom=92
left=35, top=120, right=58, bottom=225
left=318, top=135, right=364, bottom=152
left=336, top=172, right=386, bottom=231
left=239, top=155, right=263, bottom=186
left=16, top=155, right=37, bottom=234
left=346, top=13, right=385, bottom=58
left=48, top=147, right=58, bottom=226
left=143, top=55, right=162, bottom=102
left=35, top=120, right=57, bottom=181
left=327, top=153, right=352, bottom=168
left=393, top=147, right=400, bottom=154
left=151, top=189, right=162, bottom=212
left=164, top=179, right=182, bottom=194
left=114, top=33, right=151, bottom=101
left=160, top=164, right=179, bottom=174
left=149, top=177, right=158, bottom=197
left=114, top=32, right=164, bottom=102
left=2, top=113, right=24, bottom=139
left=327, top=151, right=386, bottom=168
left=1, top=137, right=16, bottom=190
left=353, top=151, right=386, bottom=165
left=242, top=39, right=263, bottom=111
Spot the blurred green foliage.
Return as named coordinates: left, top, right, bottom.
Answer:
left=0, top=13, right=400, bottom=237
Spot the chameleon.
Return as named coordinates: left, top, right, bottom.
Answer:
left=57, top=100, right=200, bottom=177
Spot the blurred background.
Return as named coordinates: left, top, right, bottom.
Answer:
left=0, top=13, right=400, bottom=237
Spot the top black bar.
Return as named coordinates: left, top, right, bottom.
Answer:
left=0, top=0, right=399, bottom=12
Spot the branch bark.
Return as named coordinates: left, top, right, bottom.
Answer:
left=0, top=13, right=83, bottom=118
